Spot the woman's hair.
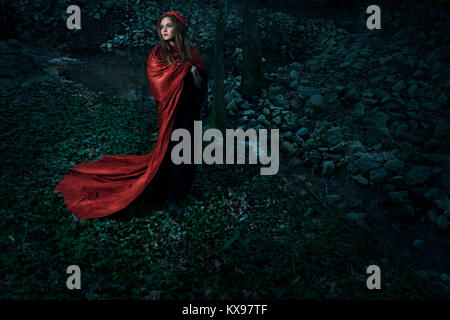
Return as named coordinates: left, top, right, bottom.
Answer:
left=157, top=14, right=196, bottom=65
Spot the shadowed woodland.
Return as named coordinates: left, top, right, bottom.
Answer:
left=0, top=0, right=449, bottom=299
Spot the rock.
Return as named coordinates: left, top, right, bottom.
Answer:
left=283, top=131, right=293, bottom=139
left=417, top=269, right=441, bottom=280
left=440, top=155, right=450, bottom=172
left=347, top=162, right=359, bottom=174
left=389, top=191, right=409, bottom=204
left=321, top=160, right=335, bottom=175
left=413, top=239, right=425, bottom=248
left=290, top=80, right=298, bottom=89
left=269, top=86, right=283, bottom=96
left=434, top=200, right=450, bottom=213
left=433, top=120, right=450, bottom=139
left=407, top=83, right=419, bottom=97
left=373, top=111, right=390, bottom=128
left=344, top=89, right=358, bottom=102
left=352, top=59, right=366, bottom=70
left=225, top=92, right=234, bottom=104
left=402, top=203, right=415, bottom=217
left=7, top=38, right=21, bottom=47
left=437, top=92, right=447, bottom=105
left=336, top=85, right=346, bottom=95
left=394, top=125, right=426, bottom=144
left=346, top=211, right=367, bottom=227
left=290, top=69, right=299, bottom=80
left=241, top=109, right=256, bottom=117
left=427, top=209, right=438, bottom=223
left=295, top=127, right=309, bottom=136
left=272, top=94, right=289, bottom=107
left=281, top=141, right=296, bottom=153
left=257, top=114, right=266, bottom=122
left=307, top=60, right=320, bottom=72
left=424, top=139, right=442, bottom=152
left=354, top=157, right=379, bottom=172
left=326, top=194, right=341, bottom=206
left=240, top=101, right=253, bottom=110
left=431, top=62, right=447, bottom=77
left=329, top=141, right=346, bottom=153
left=436, top=215, right=448, bottom=231
left=272, top=116, right=282, bottom=125
left=438, top=172, right=450, bottom=195
left=382, top=183, right=396, bottom=193
left=230, top=89, right=243, bottom=103
left=289, top=96, right=302, bottom=110
left=353, top=174, right=369, bottom=185
left=384, top=159, right=405, bottom=171
left=293, top=135, right=304, bottom=146
left=19, top=31, right=33, bottom=41
left=379, top=94, right=390, bottom=104
left=362, top=111, right=390, bottom=130
left=424, top=187, right=448, bottom=200
left=422, top=101, right=440, bottom=111
left=405, top=166, right=432, bottom=186
left=392, top=79, right=406, bottom=92
left=307, top=94, right=324, bottom=108
left=370, top=168, right=389, bottom=183
left=298, top=86, right=320, bottom=98
left=327, top=127, right=343, bottom=145
left=227, top=99, right=238, bottom=112
left=348, top=140, right=366, bottom=153
left=352, top=103, right=365, bottom=118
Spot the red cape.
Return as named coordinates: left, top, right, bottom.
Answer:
left=54, top=44, right=207, bottom=220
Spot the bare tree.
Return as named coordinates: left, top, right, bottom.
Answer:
left=210, top=0, right=228, bottom=133
left=240, top=0, right=262, bottom=102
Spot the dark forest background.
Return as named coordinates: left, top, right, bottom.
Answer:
left=1, top=0, right=449, bottom=299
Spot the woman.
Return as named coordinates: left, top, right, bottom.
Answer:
left=149, top=11, right=209, bottom=215
left=54, top=11, right=208, bottom=220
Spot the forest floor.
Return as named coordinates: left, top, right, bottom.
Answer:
left=1, top=68, right=449, bottom=299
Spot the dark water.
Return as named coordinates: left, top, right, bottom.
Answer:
left=54, top=46, right=215, bottom=100
left=51, top=46, right=292, bottom=99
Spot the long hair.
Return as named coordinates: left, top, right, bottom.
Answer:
left=157, top=14, right=195, bottom=66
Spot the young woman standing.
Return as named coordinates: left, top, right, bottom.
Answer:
left=149, top=11, right=209, bottom=215
left=54, top=11, right=208, bottom=219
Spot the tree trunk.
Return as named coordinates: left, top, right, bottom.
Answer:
left=210, top=0, right=227, bottom=134
left=240, top=0, right=262, bottom=103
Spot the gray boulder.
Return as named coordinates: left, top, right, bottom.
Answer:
left=384, top=159, right=405, bottom=171
left=405, top=166, right=432, bottom=186
left=370, top=168, right=389, bottom=183
left=307, top=94, right=325, bottom=108
left=354, top=157, right=379, bottom=172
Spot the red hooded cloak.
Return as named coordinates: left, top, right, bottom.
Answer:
left=53, top=44, right=207, bottom=220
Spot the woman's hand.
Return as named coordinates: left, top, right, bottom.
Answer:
left=190, top=65, right=202, bottom=90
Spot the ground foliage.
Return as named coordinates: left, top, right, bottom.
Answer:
left=0, top=77, right=446, bottom=299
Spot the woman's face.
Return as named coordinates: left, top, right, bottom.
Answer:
left=159, top=17, right=176, bottom=42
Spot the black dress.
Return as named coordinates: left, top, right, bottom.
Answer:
left=157, top=70, right=202, bottom=200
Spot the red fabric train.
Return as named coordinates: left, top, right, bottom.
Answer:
left=53, top=44, right=207, bottom=220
